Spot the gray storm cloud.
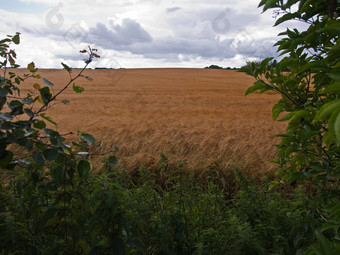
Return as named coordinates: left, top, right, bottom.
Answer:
left=85, top=15, right=239, bottom=60
left=89, top=19, right=152, bottom=47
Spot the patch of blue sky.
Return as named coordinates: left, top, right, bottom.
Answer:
left=0, top=0, right=50, bottom=14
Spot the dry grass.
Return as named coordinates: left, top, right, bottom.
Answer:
left=13, top=68, right=286, bottom=174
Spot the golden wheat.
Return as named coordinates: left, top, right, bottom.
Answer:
left=13, top=68, right=286, bottom=174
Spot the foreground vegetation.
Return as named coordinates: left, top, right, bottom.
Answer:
left=1, top=160, right=320, bottom=254
left=239, top=0, right=340, bottom=253
left=1, top=0, right=339, bottom=254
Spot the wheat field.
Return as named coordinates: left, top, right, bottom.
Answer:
left=15, top=68, right=286, bottom=174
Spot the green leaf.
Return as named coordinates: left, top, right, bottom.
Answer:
left=77, top=160, right=91, bottom=178
left=24, top=130, right=35, bottom=139
left=8, top=55, right=15, bottom=66
left=12, top=34, right=20, bottom=44
left=40, top=113, right=57, bottom=125
left=258, top=0, right=267, bottom=8
left=0, top=151, right=13, bottom=169
left=23, top=98, right=33, bottom=105
left=259, top=57, right=274, bottom=72
left=73, top=83, right=84, bottom=93
left=43, top=149, right=58, bottom=161
left=35, top=142, right=47, bottom=151
left=314, top=231, right=334, bottom=255
left=238, top=65, right=252, bottom=76
left=61, top=62, right=72, bottom=73
left=33, top=151, right=44, bottom=165
left=334, top=112, right=340, bottom=146
left=38, top=207, right=56, bottom=232
left=42, top=78, right=54, bottom=87
left=108, top=155, right=119, bottom=165
left=0, top=38, right=11, bottom=44
left=24, top=108, right=34, bottom=118
left=33, top=120, right=46, bottom=129
left=263, top=0, right=279, bottom=12
left=299, top=0, right=313, bottom=11
left=62, top=99, right=70, bottom=104
left=53, top=165, right=64, bottom=184
left=325, top=202, right=340, bottom=215
left=9, top=100, right=23, bottom=111
left=80, top=133, right=95, bottom=144
left=245, top=81, right=268, bottom=95
left=327, top=71, right=340, bottom=81
left=39, top=86, right=52, bottom=104
left=328, top=109, right=340, bottom=146
left=27, top=62, right=37, bottom=72
left=322, top=132, right=333, bottom=148
left=274, top=13, right=298, bottom=26
left=24, top=130, right=37, bottom=137
left=62, top=144, right=71, bottom=155
left=279, top=112, right=295, bottom=121
left=329, top=45, right=340, bottom=59
left=69, top=221, right=81, bottom=244
left=277, top=31, right=287, bottom=36
left=0, top=88, right=8, bottom=96
left=13, top=129, right=25, bottom=139
left=9, top=100, right=23, bottom=115
left=46, top=130, right=64, bottom=145
left=24, top=140, right=34, bottom=150
left=24, top=129, right=39, bottom=137
left=319, top=23, right=340, bottom=34
left=324, top=82, right=340, bottom=93
left=300, top=61, right=326, bottom=73
left=322, top=220, right=340, bottom=232
left=314, top=99, right=340, bottom=122
left=0, top=113, right=13, bottom=121
left=272, top=102, right=285, bottom=120
left=288, top=110, right=310, bottom=128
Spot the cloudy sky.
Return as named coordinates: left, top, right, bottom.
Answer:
left=0, top=0, right=303, bottom=69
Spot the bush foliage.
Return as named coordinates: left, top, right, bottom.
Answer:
left=239, top=0, right=340, bottom=253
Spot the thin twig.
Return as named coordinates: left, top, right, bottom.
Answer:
left=29, top=47, right=96, bottom=121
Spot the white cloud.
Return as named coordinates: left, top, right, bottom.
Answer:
left=0, top=0, right=298, bottom=68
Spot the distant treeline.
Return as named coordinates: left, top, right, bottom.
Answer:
left=94, top=67, right=125, bottom=69
left=204, top=65, right=239, bottom=70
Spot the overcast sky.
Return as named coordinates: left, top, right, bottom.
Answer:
left=0, top=0, right=304, bottom=69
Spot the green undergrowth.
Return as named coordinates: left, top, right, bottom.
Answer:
left=1, top=161, right=320, bottom=254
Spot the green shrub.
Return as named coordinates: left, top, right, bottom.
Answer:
left=239, top=0, right=340, bottom=253
left=204, top=65, right=224, bottom=69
